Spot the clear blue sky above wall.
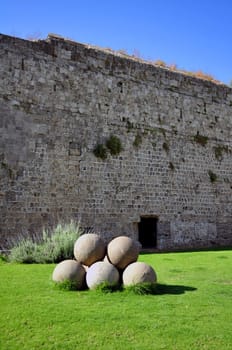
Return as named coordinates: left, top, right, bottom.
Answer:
left=1, top=0, right=232, bottom=85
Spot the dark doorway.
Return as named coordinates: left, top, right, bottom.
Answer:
left=138, top=217, right=157, bottom=248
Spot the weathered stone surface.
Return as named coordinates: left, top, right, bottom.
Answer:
left=122, top=262, right=157, bottom=286
left=74, top=233, right=106, bottom=266
left=52, top=259, right=86, bottom=289
left=82, top=264, right=89, bottom=272
left=0, top=34, right=232, bottom=251
left=107, top=236, right=140, bottom=269
left=86, top=261, right=120, bottom=289
left=103, top=255, right=111, bottom=264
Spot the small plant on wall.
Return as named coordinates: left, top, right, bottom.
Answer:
left=1, top=160, right=14, bottom=179
left=93, top=135, right=123, bottom=160
left=162, top=141, right=169, bottom=152
left=193, top=132, right=208, bottom=146
left=169, top=162, right=175, bottom=171
left=208, top=170, right=217, bottom=183
left=133, top=133, right=142, bottom=148
left=106, top=135, right=123, bottom=155
left=93, top=144, right=108, bottom=160
left=213, top=145, right=229, bottom=160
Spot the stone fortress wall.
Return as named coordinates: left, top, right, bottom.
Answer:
left=0, top=33, right=231, bottom=250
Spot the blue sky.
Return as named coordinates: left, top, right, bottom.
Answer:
left=1, top=0, right=232, bottom=84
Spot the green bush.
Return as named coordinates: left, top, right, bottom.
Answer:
left=9, top=221, right=83, bottom=264
left=0, top=253, right=8, bottom=263
left=9, top=237, right=37, bottom=263
left=93, top=135, right=123, bottom=159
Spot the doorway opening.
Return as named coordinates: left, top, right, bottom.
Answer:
left=138, top=217, right=157, bottom=248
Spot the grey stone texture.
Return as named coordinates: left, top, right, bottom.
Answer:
left=122, top=262, right=157, bottom=286
left=86, top=261, right=120, bottom=289
left=74, top=233, right=106, bottom=266
left=0, top=33, right=232, bottom=250
left=52, top=259, right=86, bottom=289
left=107, top=236, right=140, bottom=269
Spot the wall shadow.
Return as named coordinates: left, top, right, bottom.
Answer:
left=140, top=246, right=232, bottom=255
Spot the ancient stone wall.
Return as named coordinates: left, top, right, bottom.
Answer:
left=0, top=33, right=231, bottom=250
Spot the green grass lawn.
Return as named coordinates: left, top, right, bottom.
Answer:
left=0, top=250, right=231, bottom=350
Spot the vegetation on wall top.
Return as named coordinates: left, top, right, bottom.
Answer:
left=26, top=34, right=225, bottom=85
left=102, top=46, right=223, bottom=85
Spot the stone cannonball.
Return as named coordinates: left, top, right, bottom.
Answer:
left=122, top=262, right=157, bottom=286
left=107, top=236, right=140, bottom=269
left=52, top=259, right=86, bottom=289
left=74, top=233, right=106, bottom=266
left=86, top=261, right=120, bottom=289
left=103, top=255, right=111, bottom=264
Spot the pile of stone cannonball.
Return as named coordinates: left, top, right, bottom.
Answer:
left=52, top=233, right=157, bottom=290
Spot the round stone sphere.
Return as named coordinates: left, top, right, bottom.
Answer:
left=82, top=264, right=89, bottom=272
left=52, top=259, right=86, bottom=289
left=107, top=236, right=140, bottom=269
left=74, top=233, right=106, bottom=266
left=122, top=262, right=157, bottom=286
left=86, top=261, right=120, bottom=289
left=103, top=255, right=111, bottom=264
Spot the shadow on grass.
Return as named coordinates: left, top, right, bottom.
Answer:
left=154, top=283, right=197, bottom=295
left=52, top=280, right=197, bottom=295
left=123, top=283, right=197, bottom=296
